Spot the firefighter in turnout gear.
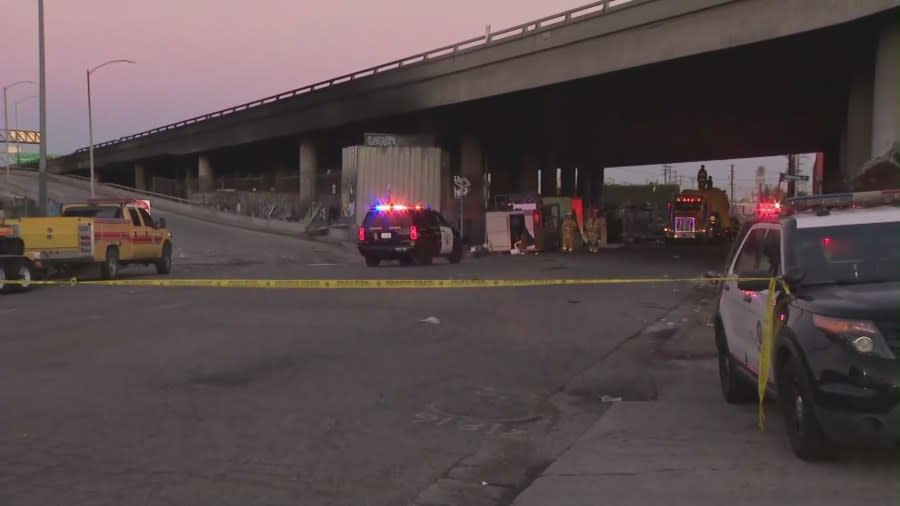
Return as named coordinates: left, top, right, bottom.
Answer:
left=585, top=208, right=602, bottom=253
left=561, top=212, right=578, bottom=252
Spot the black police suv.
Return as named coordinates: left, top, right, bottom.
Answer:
left=357, top=204, right=462, bottom=267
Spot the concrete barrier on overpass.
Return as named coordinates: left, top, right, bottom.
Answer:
left=7, top=170, right=351, bottom=243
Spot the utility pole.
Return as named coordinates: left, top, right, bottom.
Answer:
left=730, top=164, right=735, bottom=205
left=787, top=155, right=796, bottom=198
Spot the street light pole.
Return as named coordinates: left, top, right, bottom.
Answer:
left=2, top=80, right=35, bottom=180
left=38, top=0, right=48, bottom=215
left=14, top=96, right=37, bottom=166
left=87, top=59, right=135, bottom=198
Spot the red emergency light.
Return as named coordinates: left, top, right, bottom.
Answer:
left=754, top=201, right=781, bottom=219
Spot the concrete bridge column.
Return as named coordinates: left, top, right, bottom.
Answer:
left=840, top=66, right=873, bottom=185
left=460, top=136, right=485, bottom=244
left=198, top=155, right=214, bottom=193
left=134, top=163, right=147, bottom=191
left=871, top=20, right=900, bottom=157
left=299, top=140, right=317, bottom=211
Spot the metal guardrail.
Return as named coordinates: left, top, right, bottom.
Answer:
left=75, top=0, right=634, bottom=153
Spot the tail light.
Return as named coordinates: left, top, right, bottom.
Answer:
left=358, top=227, right=366, bottom=241
left=409, top=225, right=419, bottom=241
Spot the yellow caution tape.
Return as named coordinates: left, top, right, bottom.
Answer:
left=758, top=278, right=793, bottom=430
left=6, top=272, right=787, bottom=430
left=2, top=276, right=772, bottom=289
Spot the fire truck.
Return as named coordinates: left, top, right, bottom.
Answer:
left=665, top=188, right=736, bottom=243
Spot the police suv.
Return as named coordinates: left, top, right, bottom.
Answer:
left=715, top=190, right=900, bottom=460
left=357, top=203, right=462, bottom=267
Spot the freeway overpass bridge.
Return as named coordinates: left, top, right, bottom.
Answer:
left=48, top=0, right=900, bottom=241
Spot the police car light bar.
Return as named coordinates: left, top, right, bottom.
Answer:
left=784, top=189, right=900, bottom=212
left=373, top=203, right=423, bottom=212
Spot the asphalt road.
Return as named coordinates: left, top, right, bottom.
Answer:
left=4, top=175, right=895, bottom=506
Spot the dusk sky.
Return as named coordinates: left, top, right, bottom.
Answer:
left=4, top=0, right=588, bottom=153
left=3, top=0, right=807, bottom=198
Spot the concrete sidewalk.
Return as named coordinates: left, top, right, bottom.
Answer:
left=510, top=358, right=900, bottom=506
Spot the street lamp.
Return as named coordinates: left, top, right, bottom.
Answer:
left=2, top=80, right=35, bottom=179
left=87, top=59, right=135, bottom=198
left=13, top=96, right=37, bottom=166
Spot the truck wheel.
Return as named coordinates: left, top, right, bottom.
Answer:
left=0, top=267, right=7, bottom=294
left=364, top=255, right=381, bottom=267
left=156, top=242, right=173, bottom=275
left=779, top=357, right=835, bottom=461
left=101, top=247, right=120, bottom=280
left=11, top=263, right=32, bottom=293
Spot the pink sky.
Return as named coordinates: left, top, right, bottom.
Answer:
left=3, top=0, right=589, bottom=153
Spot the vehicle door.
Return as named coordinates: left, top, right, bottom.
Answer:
left=418, top=211, right=439, bottom=256
left=138, top=208, right=164, bottom=259
left=125, top=206, right=152, bottom=260
left=744, top=226, right=783, bottom=379
left=435, top=212, right=455, bottom=255
left=721, top=225, right=767, bottom=372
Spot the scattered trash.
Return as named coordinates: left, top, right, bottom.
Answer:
left=705, top=322, right=714, bottom=327
left=420, top=317, right=441, bottom=325
left=481, top=481, right=489, bottom=486
left=601, top=395, right=623, bottom=403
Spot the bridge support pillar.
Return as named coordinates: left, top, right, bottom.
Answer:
left=871, top=20, right=900, bottom=157
left=198, top=155, right=214, bottom=193
left=840, top=67, right=873, bottom=185
left=134, top=163, right=147, bottom=191
left=299, top=140, right=317, bottom=212
left=460, top=136, right=485, bottom=244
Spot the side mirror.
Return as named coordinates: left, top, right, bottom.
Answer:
left=736, top=270, right=772, bottom=292
left=157, top=217, right=167, bottom=229
left=783, top=266, right=806, bottom=287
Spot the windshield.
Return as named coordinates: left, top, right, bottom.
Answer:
left=674, top=202, right=702, bottom=212
left=61, top=205, right=123, bottom=218
left=792, top=221, right=900, bottom=285
left=362, top=210, right=413, bottom=228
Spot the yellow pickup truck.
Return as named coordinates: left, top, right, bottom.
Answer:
left=1, top=199, right=173, bottom=280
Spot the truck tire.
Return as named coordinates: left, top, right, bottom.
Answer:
left=365, top=255, right=381, bottom=267
left=155, top=242, right=173, bottom=275
left=101, top=247, right=120, bottom=280
left=0, top=266, right=8, bottom=294
left=10, top=262, right=32, bottom=293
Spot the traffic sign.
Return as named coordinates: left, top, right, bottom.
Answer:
left=453, top=176, right=471, bottom=197
left=780, top=173, right=809, bottom=182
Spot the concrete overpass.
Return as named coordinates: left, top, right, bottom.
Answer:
left=48, top=0, right=900, bottom=240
